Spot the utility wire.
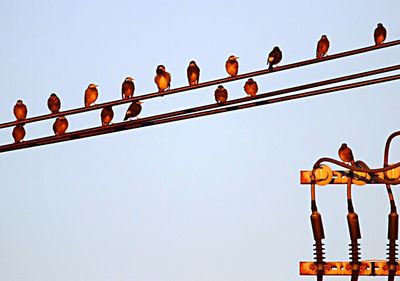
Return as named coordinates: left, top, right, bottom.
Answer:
left=1, top=73, right=399, bottom=153
left=1, top=40, right=400, bottom=129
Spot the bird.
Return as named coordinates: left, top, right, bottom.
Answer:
left=154, top=65, right=171, bottom=93
left=225, top=55, right=239, bottom=77
left=214, top=85, right=228, bottom=104
left=338, top=143, right=355, bottom=165
left=84, top=83, right=98, bottom=107
left=47, top=93, right=61, bottom=114
left=101, top=106, right=114, bottom=126
left=374, top=23, right=387, bottom=45
left=122, top=77, right=135, bottom=99
left=12, top=125, right=25, bottom=143
left=316, top=35, right=330, bottom=58
left=187, top=61, right=200, bottom=86
left=124, top=101, right=142, bottom=120
left=53, top=116, right=68, bottom=135
left=13, top=100, right=27, bottom=121
left=267, top=46, right=282, bottom=70
left=244, top=78, right=258, bottom=97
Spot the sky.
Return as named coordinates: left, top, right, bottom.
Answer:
left=0, top=1, right=400, bottom=281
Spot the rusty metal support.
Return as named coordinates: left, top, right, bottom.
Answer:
left=300, top=167, right=400, bottom=186
left=300, top=261, right=400, bottom=276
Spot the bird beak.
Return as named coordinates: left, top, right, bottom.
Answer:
left=138, top=101, right=143, bottom=104
left=235, top=56, right=239, bottom=59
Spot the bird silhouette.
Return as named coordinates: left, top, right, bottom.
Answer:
left=101, top=106, right=114, bottom=126
left=47, top=93, right=61, bottom=114
left=122, top=77, right=135, bottom=99
left=338, top=143, right=355, bottom=165
left=316, top=35, right=330, bottom=58
left=154, top=65, right=171, bottom=93
left=187, top=61, right=200, bottom=86
left=225, top=55, right=239, bottom=77
left=13, top=100, right=27, bottom=121
left=267, top=46, right=282, bottom=70
left=84, top=84, right=98, bottom=107
left=53, top=116, right=68, bottom=135
left=244, top=78, right=258, bottom=97
left=12, top=125, right=25, bottom=143
left=124, top=101, right=142, bottom=120
left=214, top=85, right=228, bottom=104
left=374, top=23, right=387, bottom=45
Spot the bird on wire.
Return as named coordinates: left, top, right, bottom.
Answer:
left=47, top=93, right=61, bottom=114
left=338, top=143, right=355, bottom=165
left=225, top=55, right=239, bottom=77
left=374, top=23, right=387, bottom=45
left=53, top=116, right=69, bottom=135
left=316, top=35, right=330, bottom=58
left=244, top=78, right=258, bottom=97
left=187, top=61, right=200, bottom=86
left=101, top=106, right=114, bottom=126
left=12, top=125, right=25, bottom=143
left=13, top=100, right=27, bottom=121
left=267, top=46, right=282, bottom=70
left=84, top=83, right=98, bottom=107
left=124, top=101, right=142, bottom=121
left=122, top=77, right=135, bottom=99
left=214, top=85, right=228, bottom=104
left=154, top=65, right=171, bottom=93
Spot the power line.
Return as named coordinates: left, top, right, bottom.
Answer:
left=1, top=39, right=399, bottom=129
left=1, top=72, right=399, bottom=153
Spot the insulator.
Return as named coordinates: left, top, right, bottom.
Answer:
left=349, top=242, right=361, bottom=262
left=387, top=241, right=398, bottom=261
left=313, top=241, right=325, bottom=264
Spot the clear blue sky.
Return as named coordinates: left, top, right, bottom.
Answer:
left=0, top=1, right=400, bottom=280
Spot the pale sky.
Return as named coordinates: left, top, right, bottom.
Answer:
left=0, top=1, right=400, bottom=281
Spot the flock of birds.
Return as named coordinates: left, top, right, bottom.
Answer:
left=10, top=24, right=388, bottom=144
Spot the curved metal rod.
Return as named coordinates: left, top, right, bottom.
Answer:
left=384, top=131, right=400, bottom=205
left=314, top=157, right=400, bottom=178
left=383, top=131, right=400, bottom=281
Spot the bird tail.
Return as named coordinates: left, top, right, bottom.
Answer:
left=268, top=63, right=273, bottom=71
left=124, top=115, right=128, bottom=121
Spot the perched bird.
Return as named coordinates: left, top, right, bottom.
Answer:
left=84, top=83, right=98, bottom=107
left=244, top=78, right=258, bottom=97
left=101, top=106, right=114, bottom=126
left=13, top=100, right=27, bottom=121
left=187, top=61, right=200, bottom=86
left=12, top=125, right=25, bottom=143
left=267, top=46, right=282, bottom=70
left=374, top=23, right=387, bottom=45
left=214, top=85, right=228, bottom=104
left=316, top=35, right=330, bottom=58
left=122, top=77, right=135, bottom=99
left=53, top=116, right=68, bottom=135
left=124, top=101, right=142, bottom=120
left=225, top=55, right=239, bottom=77
left=338, top=143, right=355, bottom=165
left=47, top=93, right=61, bottom=113
left=154, top=65, right=171, bottom=92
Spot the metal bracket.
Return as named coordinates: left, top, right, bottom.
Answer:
left=300, top=261, right=399, bottom=276
left=300, top=165, right=400, bottom=186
